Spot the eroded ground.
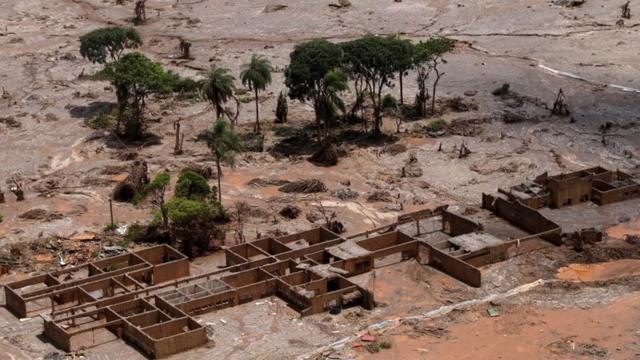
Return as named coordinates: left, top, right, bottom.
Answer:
left=0, top=0, right=639, bottom=359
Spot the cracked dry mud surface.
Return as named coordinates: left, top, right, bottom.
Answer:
left=0, top=0, right=639, bottom=359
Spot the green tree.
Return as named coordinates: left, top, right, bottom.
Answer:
left=275, top=91, right=288, bottom=123
left=414, top=38, right=455, bottom=114
left=202, top=119, right=243, bottom=205
left=342, top=36, right=398, bottom=137
left=284, top=40, right=344, bottom=141
left=200, top=67, right=236, bottom=121
left=79, top=27, right=142, bottom=64
left=240, top=55, right=273, bottom=133
left=166, top=197, right=216, bottom=258
left=388, top=37, right=415, bottom=105
left=105, top=52, right=172, bottom=139
left=144, top=172, right=170, bottom=228
left=314, top=70, right=347, bottom=141
left=175, top=170, right=211, bottom=200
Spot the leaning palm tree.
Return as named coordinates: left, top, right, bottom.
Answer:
left=202, top=118, right=243, bottom=205
left=200, top=67, right=236, bottom=121
left=240, top=54, right=273, bottom=133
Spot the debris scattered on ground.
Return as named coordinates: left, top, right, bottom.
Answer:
left=329, top=0, right=351, bottom=8
left=333, top=187, right=359, bottom=200
left=18, top=208, right=64, bottom=222
left=279, top=179, right=328, bottom=193
left=401, top=153, right=422, bottom=178
left=112, top=160, right=149, bottom=202
left=280, top=205, right=301, bottom=219
left=248, top=177, right=290, bottom=187
left=383, top=143, right=408, bottom=156
left=309, top=143, right=340, bottom=166
left=366, top=190, right=393, bottom=203
left=264, top=4, right=288, bottom=13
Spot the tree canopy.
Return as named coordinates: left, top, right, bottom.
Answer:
left=341, top=36, right=399, bottom=136
left=202, top=118, right=243, bottom=204
left=285, top=40, right=344, bottom=103
left=174, top=170, right=212, bottom=200
left=200, top=67, right=236, bottom=120
left=414, top=37, right=455, bottom=113
left=314, top=69, right=347, bottom=140
left=79, top=27, right=142, bottom=64
left=285, top=40, right=344, bottom=142
left=240, top=54, right=273, bottom=133
left=388, top=37, right=416, bottom=105
left=144, top=171, right=170, bottom=228
left=105, top=52, right=172, bottom=139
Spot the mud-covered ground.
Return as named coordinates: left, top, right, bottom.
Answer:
left=0, top=0, right=639, bottom=359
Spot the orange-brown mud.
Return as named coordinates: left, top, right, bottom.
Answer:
left=557, top=260, right=640, bottom=282
left=607, top=216, right=640, bottom=240
left=357, top=292, right=640, bottom=360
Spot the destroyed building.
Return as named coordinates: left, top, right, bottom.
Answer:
left=3, top=167, right=638, bottom=358
left=497, top=167, right=640, bottom=209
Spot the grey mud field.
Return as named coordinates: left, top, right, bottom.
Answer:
left=0, top=1, right=639, bottom=359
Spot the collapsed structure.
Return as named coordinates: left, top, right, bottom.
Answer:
left=497, top=167, right=640, bottom=209
left=2, top=166, right=636, bottom=358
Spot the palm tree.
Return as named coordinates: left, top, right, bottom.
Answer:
left=200, top=67, right=236, bottom=121
left=203, top=118, right=243, bottom=205
left=240, top=54, right=273, bottom=133
left=315, top=70, right=347, bottom=142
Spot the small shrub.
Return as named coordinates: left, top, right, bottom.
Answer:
left=380, top=340, right=392, bottom=349
left=366, top=343, right=381, bottom=353
left=425, top=119, right=447, bottom=133
left=175, top=170, right=211, bottom=200
left=103, top=222, right=117, bottom=232
left=273, top=125, right=296, bottom=138
left=131, top=192, right=144, bottom=205
left=411, top=123, right=424, bottom=135
left=166, top=72, right=200, bottom=100
left=86, top=111, right=112, bottom=129
left=235, top=88, right=249, bottom=96
left=238, top=95, right=253, bottom=104
left=492, top=83, right=510, bottom=96
left=382, top=94, right=398, bottom=110
left=399, top=104, right=417, bottom=118
left=124, top=222, right=145, bottom=245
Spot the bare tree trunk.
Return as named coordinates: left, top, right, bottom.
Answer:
left=160, top=192, right=169, bottom=229
left=399, top=71, right=404, bottom=105
left=313, top=96, right=323, bottom=143
left=215, top=101, right=224, bottom=120
left=254, top=88, right=260, bottom=133
left=173, top=120, right=182, bottom=155
left=431, top=68, right=441, bottom=115
left=372, top=85, right=383, bottom=137
left=215, top=155, right=223, bottom=205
